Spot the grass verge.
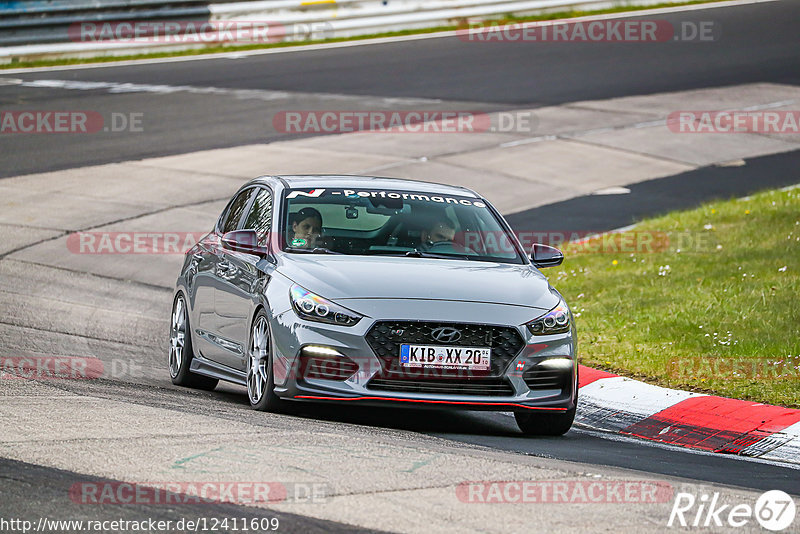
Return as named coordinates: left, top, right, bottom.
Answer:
left=550, top=186, right=800, bottom=408
left=1, top=0, right=729, bottom=70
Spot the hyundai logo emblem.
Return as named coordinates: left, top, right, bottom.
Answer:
left=431, top=327, right=462, bottom=343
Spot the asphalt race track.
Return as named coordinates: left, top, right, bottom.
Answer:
left=1, top=0, right=799, bottom=532
left=0, top=457, right=386, bottom=534
left=1, top=0, right=799, bottom=177
left=506, top=149, right=800, bottom=233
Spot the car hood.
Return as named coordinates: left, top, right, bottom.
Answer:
left=277, top=255, right=558, bottom=310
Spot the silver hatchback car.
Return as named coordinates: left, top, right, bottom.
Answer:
left=169, top=175, right=577, bottom=435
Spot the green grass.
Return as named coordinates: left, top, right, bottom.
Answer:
left=2, top=0, right=729, bottom=70
left=550, top=186, right=800, bottom=407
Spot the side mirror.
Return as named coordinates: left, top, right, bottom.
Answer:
left=221, top=230, right=261, bottom=254
left=530, top=243, right=564, bottom=268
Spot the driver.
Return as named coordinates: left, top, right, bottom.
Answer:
left=290, top=208, right=323, bottom=248
left=420, top=217, right=456, bottom=250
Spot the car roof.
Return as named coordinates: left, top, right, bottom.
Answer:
left=251, top=174, right=480, bottom=198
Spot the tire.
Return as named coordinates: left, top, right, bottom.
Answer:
left=246, top=310, right=284, bottom=412
left=169, top=293, right=219, bottom=391
left=514, top=407, right=576, bottom=437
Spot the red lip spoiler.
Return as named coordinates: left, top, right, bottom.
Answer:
left=294, top=395, right=568, bottom=410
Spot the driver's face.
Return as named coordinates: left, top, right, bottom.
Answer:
left=292, top=217, right=322, bottom=247
left=424, top=223, right=455, bottom=244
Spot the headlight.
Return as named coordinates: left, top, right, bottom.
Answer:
left=527, top=300, right=571, bottom=335
left=290, top=285, right=362, bottom=326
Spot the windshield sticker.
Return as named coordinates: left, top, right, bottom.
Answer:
left=290, top=238, right=307, bottom=247
left=287, top=188, right=486, bottom=208
left=286, top=189, right=326, bottom=199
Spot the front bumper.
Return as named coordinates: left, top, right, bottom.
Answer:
left=269, top=299, right=578, bottom=411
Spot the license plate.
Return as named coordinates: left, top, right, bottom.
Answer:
left=399, top=344, right=491, bottom=371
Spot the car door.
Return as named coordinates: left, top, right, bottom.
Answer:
left=186, top=233, right=219, bottom=361
left=214, top=186, right=275, bottom=372
left=193, top=186, right=256, bottom=366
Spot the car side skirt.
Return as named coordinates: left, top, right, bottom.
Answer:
left=190, top=353, right=247, bottom=386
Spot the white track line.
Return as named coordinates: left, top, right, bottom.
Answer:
left=6, top=78, right=443, bottom=105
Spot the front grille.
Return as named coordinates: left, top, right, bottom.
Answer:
left=523, top=367, right=570, bottom=391
left=368, top=377, right=514, bottom=396
left=366, top=321, right=525, bottom=379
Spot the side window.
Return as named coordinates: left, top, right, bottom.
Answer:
left=243, top=188, right=273, bottom=246
left=219, top=188, right=255, bottom=235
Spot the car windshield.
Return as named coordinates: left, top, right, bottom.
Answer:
left=282, top=187, right=524, bottom=264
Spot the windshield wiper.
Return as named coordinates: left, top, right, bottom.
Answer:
left=285, top=247, right=477, bottom=260
left=285, top=247, right=343, bottom=255
left=404, top=250, right=473, bottom=260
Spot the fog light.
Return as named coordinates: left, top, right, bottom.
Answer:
left=301, top=345, right=343, bottom=357
left=538, top=358, right=573, bottom=371
left=299, top=346, right=358, bottom=381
